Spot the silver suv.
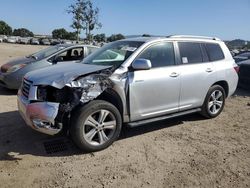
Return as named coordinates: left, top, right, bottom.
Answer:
left=17, top=35, right=239, bottom=151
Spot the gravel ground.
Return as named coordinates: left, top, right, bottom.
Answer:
left=0, top=43, right=249, bottom=188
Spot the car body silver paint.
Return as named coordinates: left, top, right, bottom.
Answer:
left=17, top=36, right=239, bottom=135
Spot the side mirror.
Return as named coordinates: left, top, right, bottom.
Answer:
left=131, top=59, right=152, bottom=70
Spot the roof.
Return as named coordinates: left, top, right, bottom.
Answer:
left=121, top=35, right=222, bottom=43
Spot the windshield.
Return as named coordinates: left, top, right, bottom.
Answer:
left=83, top=41, right=144, bottom=67
left=28, top=45, right=66, bottom=60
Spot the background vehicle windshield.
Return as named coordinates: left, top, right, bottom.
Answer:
left=83, top=41, right=144, bottom=67
left=28, top=45, right=66, bottom=60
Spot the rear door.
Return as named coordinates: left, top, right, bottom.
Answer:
left=128, top=42, right=181, bottom=121
left=177, top=42, right=217, bottom=110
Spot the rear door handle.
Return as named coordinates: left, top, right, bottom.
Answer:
left=170, top=72, right=179, bottom=77
left=206, top=68, right=213, bottom=73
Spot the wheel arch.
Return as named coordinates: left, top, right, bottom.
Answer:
left=211, top=80, right=229, bottom=97
left=96, top=89, right=124, bottom=120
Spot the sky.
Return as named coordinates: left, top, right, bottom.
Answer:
left=0, top=0, right=249, bottom=40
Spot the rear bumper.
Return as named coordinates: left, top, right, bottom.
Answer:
left=17, top=92, right=62, bottom=135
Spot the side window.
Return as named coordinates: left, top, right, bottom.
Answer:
left=205, top=43, right=224, bottom=61
left=56, top=47, right=84, bottom=62
left=137, top=42, right=175, bottom=68
left=201, top=44, right=209, bottom=62
left=178, top=42, right=203, bottom=64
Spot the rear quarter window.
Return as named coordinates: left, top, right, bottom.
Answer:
left=205, top=43, right=225, bottom=61
left=178, top=42, right=203, bottom=64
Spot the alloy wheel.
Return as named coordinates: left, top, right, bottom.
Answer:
left=208, top=90, right=224, bottom=115
left=83, top=109, right=116, bottom=146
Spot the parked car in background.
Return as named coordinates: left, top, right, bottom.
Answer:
left=50, top=39, right=61, bottom=45
left=17, top=36, right=239, bottom=151
left=234, top=52, right=250, bottom=64
left=62, top=40, right=72, bottom=44
left=0, top=38, right=2, bottom=43
left=30, top=38, right=39, bottom=45
left=238, top=59, right=250, bottom=90
left=7, top=36, right=18, bottom=43
left=0, top=35, right=7, bottom=42
left=19, top=37, right=30, bottom=44
left=40, top=38, right=51, bottom=45
left=0, top=44, right=99, bottom=89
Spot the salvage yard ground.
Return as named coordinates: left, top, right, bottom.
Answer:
left=0, top=43, right=249, bottom=188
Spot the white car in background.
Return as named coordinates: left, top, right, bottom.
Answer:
left=7, top=36, right=18, bottom=43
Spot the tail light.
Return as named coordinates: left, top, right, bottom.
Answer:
left=234, top=65, right=240, bottom=74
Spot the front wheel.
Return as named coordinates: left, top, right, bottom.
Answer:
left=70, top=100, right=122, bottom=152
left=201, top=85, right=226, bottom=118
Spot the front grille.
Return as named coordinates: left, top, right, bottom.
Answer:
left=22, top=78, right=32, bottom=99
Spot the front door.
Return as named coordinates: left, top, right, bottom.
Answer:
left=128, top=42, right=181, bottom=121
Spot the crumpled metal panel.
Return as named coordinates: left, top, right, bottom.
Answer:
left=67, top=74, right=113, bottom=103
left=25, top=62, right=111, bottom=89
left=26, top=102, right=59, bottom=125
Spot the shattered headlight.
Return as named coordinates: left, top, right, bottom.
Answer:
left=37, top=86, right=47, bottom=101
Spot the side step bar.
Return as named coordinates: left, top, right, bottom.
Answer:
left=127, top=108, right=201, bottom=127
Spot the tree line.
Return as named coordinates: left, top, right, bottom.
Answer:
left=0, top=19, right=125, bottom=42
left=0, top=0, right=127, bottom=42
left=0, top=20, right=34, bottom=37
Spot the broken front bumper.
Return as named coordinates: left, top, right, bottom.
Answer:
left=17, top=93, right=61, bottom=135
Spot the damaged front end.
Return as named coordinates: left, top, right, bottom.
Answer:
left=17, top=69, right=113, bottom=135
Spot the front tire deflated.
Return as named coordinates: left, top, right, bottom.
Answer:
left=70, top=100, right=122, bottom=152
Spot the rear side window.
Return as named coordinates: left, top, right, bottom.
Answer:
left=138, top=42, right=175, bottom=68
left=178, top=42, right=203, bottom=64
left=205, top=43, right=224, bottom=61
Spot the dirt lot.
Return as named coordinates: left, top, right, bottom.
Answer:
left=0, top=43, right=249, bottom=188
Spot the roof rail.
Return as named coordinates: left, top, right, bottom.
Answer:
left=167, top=35, right=221, bottom=41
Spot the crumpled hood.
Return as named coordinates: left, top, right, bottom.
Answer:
left=25, top=62, right=111, bottom=89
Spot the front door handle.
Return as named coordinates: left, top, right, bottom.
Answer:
left=206, top=68, right=213, bottom=73
left=170, top=72, right=179, bottom=77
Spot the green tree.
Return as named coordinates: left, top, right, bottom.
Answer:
left=83, top=0, right=102, bottom=41
left=93, top=33, right=106, bottom=42
left=52, top=28, right=68, bottom=39
left=13, top=28, right=34, bottom=37
left=0, top=20, right=12, bottom=35
left=65, top=32, right=77, bottom=40
left=107, top=34, right=125, bottom=42
left=67, top=0, right=101, bottom=42
left=67, top=0, right=86, bottom=41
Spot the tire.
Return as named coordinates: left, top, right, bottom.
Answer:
left=201, top=85, right=226, bottom=118
left=70, top=100, right=122, bottom=152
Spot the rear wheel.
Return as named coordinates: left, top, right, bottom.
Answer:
left=70, top=100, right=122, bottom=152
left=201, top=85, right=225, bottom=118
